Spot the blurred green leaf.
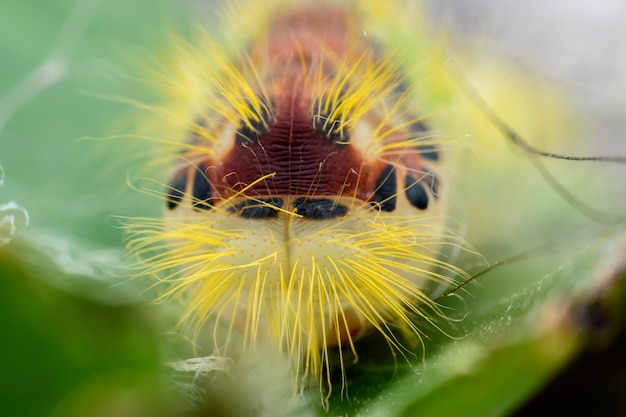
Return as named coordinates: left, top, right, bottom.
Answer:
left=322, top=227, right=626, bottom=416
left=0, top=241, right=179, bottom=417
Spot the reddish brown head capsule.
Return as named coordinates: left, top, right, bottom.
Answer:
left=145, top=2, right=451, bottom=397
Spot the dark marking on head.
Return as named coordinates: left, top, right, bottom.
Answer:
left=408, top=121, right=439, bottom=161
left=371, top=164, right=397, bottom=212
left=392, top=78, right=411, bottom=96
left=416, top=144, right=439, bottom=161
left=235, top=101, right=272, bottom=146
left=192, top=168, right=213, bottom=211
left=423, top=173, right=439, bottom=199
left=405, top=175, right=429, bottom=210
left=294, top=197, right=348, bottom=219
left=313, top=95, right=349, bottom=145
left=165, top=170, right=188, bottom=210
left=409, top=120, right=429, bottom=133
left=230, top=198, right=283, bottom=219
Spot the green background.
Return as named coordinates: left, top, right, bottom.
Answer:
left=1, top=1, right=625, bottom=416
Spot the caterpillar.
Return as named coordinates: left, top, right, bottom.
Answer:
left=123, top=0, right=625, bottom=411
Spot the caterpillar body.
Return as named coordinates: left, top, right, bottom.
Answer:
left=128, top=0, right=462, bottom=395
left=124, top=0, right=619, bottom=408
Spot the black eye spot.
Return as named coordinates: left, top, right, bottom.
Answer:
left=294, top=198, right=348, bottom=219
left=371, top=164, right=397, bottom=212
left=192, top=168, right=213, bottom=211
left=231, top=198, right=283, bottom=219
left=405, top=175, right=429, bottom=210
left=165, top=170, right=188, bottom=210
left=235, top=101, right=272, bottom=145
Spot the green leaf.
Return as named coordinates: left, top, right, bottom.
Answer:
left=0, top=241, right=180, bottom=417
left=321, top=227, right=626, bottom=416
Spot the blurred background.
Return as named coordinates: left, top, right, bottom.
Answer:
left=425, top=1, right=626, bottom=415
left=0, top=0, right=624, bottom=415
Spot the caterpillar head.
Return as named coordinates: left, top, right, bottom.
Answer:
left=128, top=4, right=462, bottom=397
